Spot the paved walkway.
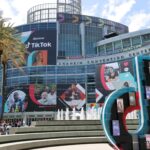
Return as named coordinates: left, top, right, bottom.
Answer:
left=32, top=144, right=113, bottom=150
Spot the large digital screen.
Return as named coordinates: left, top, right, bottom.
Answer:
left=18, top=28, right=57, bottom=66
left=96, top=59, right=137, bottom=103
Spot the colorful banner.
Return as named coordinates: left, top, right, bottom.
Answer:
left=18, top=28, right=57, bottom=66
left=96, top=59, right=137, bottom=103
left=57, top=83, right=86, bottom=110
left=4, top=84, right=57, bottom=113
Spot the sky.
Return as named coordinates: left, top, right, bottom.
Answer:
left=0, top=0, right=150, bottom=32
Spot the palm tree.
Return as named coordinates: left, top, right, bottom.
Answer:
left=0, top=15, right=26, bottom=119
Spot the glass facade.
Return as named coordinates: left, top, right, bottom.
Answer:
left=7, top=22, right=150, bottom=91
left=58, top=23, right=81, bottom=57
left=85, top=26, right=103, bottom=56
left=114, top=41, right=122, bottom=53
left=6, top=65, right=87, bottom=87
left=142, top=33, right=150, bottom=45
left=96, top=33, right=150, bottom=56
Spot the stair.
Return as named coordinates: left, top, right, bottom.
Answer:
left=0, top=120, right=139, bottom=150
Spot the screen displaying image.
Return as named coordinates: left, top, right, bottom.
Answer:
left=112, top=120, right=120, bottom=136
left=117, top=98, right=124, bottom=113
left=5, top=90, right=28, bottom=113
left=146, top=134, right=150, bottom=149
left=145, top=86, right=150, bottom=99
left=59, top=83, right=86, bottom=110
left=129, top=92, right=136, bottom=106
left=29, top=84, right=57, bottom=106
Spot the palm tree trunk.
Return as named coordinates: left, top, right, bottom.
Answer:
left=1, top=61, right=6, bottom=120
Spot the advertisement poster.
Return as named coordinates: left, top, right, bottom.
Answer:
left=4, top=84, right=57, bottom=113
left=4, top=87, right=29, bottom=113
left=96, top=59, right=136, bottom=103
left=18, top=28, right=57, bottom=66
left=29, top=84, right=57, bottom=106
left=57, top=83, right=86, bottom=110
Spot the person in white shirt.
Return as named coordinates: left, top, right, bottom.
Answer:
left=47, top=88, right=56, bottom=105
left=38, top=88, right=56, bottom=105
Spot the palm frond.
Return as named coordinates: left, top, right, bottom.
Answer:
left=0, top=15, right=27, bottom=69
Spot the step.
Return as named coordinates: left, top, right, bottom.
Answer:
left=126, top=120, right=139, bottom=125
left=10, top=124, right=139, bottom=134
left=10, top=125, right=103, bottom=134
left=0, top=137, right=108, bottom=150
left=0, top=131, right=105, bottom=144
left=35, top=120, right=139, bottom=126
left=36, top=120, right=101, bottom=126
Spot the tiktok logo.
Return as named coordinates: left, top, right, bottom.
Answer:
left=101, top=56, right=150, bottom=150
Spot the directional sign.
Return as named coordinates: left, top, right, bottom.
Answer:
left=85, top=16, right=92, bottom=25
left=72, top=15, right=79, bottom=23
left=98, top=18, right=104, bottom=27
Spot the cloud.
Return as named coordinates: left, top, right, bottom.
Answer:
left=102, top=0, right=136, bottom=22
left=0, top=0, right=57, bottom=26
left=127, top=11, right=150, bottom=32
left=82, top=3, right=99, bottom=16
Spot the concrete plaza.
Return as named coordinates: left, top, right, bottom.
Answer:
left=32, top=144, right=113, bottom=150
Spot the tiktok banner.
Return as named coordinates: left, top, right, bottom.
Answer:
left=18, top=26, right=57, bottom=66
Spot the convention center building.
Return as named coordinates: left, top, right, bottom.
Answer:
left=3, top=0, right=150, bottom=120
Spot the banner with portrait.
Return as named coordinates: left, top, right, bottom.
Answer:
left=28, top=84, right=57, bottom=111
left=4, top=86, right=29, bottom=113
left=96, top=59, right=137, bottom=103
left=57, top=83, right=86, bottom=110
left=4, top=84, right=57, bottom=113
left=17, top=27, right=57, bottom=66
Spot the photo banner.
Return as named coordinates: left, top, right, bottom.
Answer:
left=57, top=83, right=86, bottom=110
left=18, top=28, right=57, bottom=66
left=96, top=59, right=137, bottom=103
left=4, top=84, right=57, bottom=113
